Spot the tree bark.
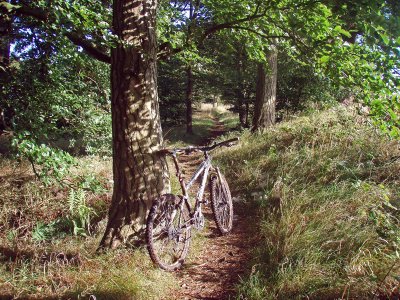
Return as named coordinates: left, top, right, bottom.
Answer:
left=238, top=94, right=246, bottom=127
left=0, top=108, right=6, bottom=132
left=99, top=0, right=169, bottom=249
left=245, top=100, right=250, bottom=127
left=185, top=65, right=193, bottom=134
left=236, top=67, right=246, bottom=127
left=252, top=45, right=277, bottom=132
left=235, top=46, right=246, bottom=127
left=185, top=0, right=197, bottom=135
left=0, top=8, right=11, bottom=74
left=0, top=7, right=11, bottom=131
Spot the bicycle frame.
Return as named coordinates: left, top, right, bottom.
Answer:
left=147, top=137, right=238, bottom=270
left=170, top=151, right=215, bottom=213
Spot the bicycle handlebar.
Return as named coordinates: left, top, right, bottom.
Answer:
left=158, top=137, right=239, bottom=156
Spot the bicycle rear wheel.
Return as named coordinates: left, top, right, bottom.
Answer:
left=146, top=194, right=191, bottom=271
left=210, top=174, right=233, bottom=235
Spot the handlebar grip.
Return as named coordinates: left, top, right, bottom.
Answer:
left=157, top=137, right=239, bottom=156
left=221, top=137, right=239, bottom=146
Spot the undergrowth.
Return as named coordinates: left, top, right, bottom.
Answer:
left=216, top=106, right=400, bottom=299
left=213, top=110, right=240, bottom=130
left=0, top=105, right=226, bottom=299
left=163, top=109, right=215, bottom=147
left=0, top=156, right=176, bottom=299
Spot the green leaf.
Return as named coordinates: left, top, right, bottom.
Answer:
left=379, top=32, right=390, bottom=45
left=334, top=25, right=352, bottom=38
left=320, top=55, right=330, bottom=64
left=0, top=1, right=21, bottom=12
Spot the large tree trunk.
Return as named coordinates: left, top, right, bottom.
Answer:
left=252, top=45, right=277, bottom=132
left=99, top=0, right=169, bottom=249
left=185, top=65, right=193, bottom=134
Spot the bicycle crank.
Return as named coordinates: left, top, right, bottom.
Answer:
left=193, top=210, right=205, bottom=230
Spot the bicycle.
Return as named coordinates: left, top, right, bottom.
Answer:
left=146, top=137, right=239, bottom=271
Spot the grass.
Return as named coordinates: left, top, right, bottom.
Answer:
left=214, top=106, right=400, bottom=299
left=5, top=103, right=396, bottom=299
left=163, top=104, right=238, bottom=147
left=163, top=109, right=215, bottom=147
left=215, top=110, right=240, bottom=130
left=0, top=156, right=176, bottom=299
left=0, top=105, right=231, bottom=299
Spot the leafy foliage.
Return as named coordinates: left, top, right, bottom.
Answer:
left=12, top=132, right=75, bottom=185
left=31, top=220, right=59, bottom=242
left=2, top=34, right=112, bottom=155
left=158, top=58, right=187, bottom=126
left=67, top=188, right=96, bottom=236
left=30, top=188, right=96, bottom=241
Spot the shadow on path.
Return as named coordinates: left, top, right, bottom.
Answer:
left=168, top=115, right=256, bottom=299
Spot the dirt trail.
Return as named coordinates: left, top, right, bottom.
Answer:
left=168, top=117, right=254, bottom=300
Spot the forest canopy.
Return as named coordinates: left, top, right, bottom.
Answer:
left=1, top=0, right=399, bottom=137
left=0, top=1, right=399, bottom=298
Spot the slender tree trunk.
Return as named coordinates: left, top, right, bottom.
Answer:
left=237, top=90, right=246, bottom=127
left=185, top=0, right=197, bottom=135
left=99, top=0, right=169, bottom=249
left=235, top=46, right=246, bottom=127
left=252, top=45, right=277, bottom=132
left=245, top=100, right=250, bottom=127
left=0, top=108, right=5, bottom=132
left=185, top=65, right=193, bottom=134
left=0, top=8, right=11, bottom=131
left=0, top=9, right=11, bottom=72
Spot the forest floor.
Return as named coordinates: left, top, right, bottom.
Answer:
left=1, top=106, right=397, bottom=299
left=167, top=112, right=255, bottom=299
left=0, top=106, right=258, bottom=299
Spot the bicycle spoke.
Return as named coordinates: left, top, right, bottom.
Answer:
left=147, top=194, right=191, bottom=270
left=210, top=174, right=233, bottom=235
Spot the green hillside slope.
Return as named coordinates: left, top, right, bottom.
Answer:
left=217, top=106, right=400, bottom=299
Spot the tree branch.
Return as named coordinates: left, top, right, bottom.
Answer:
left=12, top=4, right=49, bottom=21
left=230, top=26, right=291, bottom=40
left=192, top=0, right=201, bottom=20
left=8, top=3, right=111, bottom=64
left=281, top=0, right=322, bottom=11
left=200, top=1, right=272, bottom=42
left=202, top=12, right=266, bottom=40
left=65, top=32, right=110, bottom=64
left=157, top=42, right=183, bottom=60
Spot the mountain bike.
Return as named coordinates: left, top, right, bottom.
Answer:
left=146, top=137, right=239, bottom=271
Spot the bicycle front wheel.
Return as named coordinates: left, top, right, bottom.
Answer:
left=210, top=174, right=233, bottom=235
left=146, top=194, right=191, bottom=271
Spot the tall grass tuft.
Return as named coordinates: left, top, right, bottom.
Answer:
left=216, top=106, right=400, bottom=299
left=0, top=156, right=176, bottom=299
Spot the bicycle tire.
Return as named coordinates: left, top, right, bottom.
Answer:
left=146, top=194, right=191, bottom=271
left=210, top=174, right=233, bottom=235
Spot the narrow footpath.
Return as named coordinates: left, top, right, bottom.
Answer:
left=168, top=116, right=255, bottom=300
